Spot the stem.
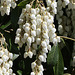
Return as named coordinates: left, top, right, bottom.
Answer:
left=59, top=36, right=75, bottom=42
left=30, top=0, right=35, bottom=7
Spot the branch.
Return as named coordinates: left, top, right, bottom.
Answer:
left=59, top=36, right=75, bottom=42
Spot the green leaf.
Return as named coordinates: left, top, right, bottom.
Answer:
left=47, top=45, right=59, bottom=66
left=55, top=45, right=64, bottom=75
left=0, top=21, right=11, bottom=29
left=11, top=7, right=21, bottom=31
left=18, top=0, right=31, bottom=8
left=17, top=70, right=22, bottom=75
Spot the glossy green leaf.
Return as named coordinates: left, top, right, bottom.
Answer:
left=47, top=45, right=59, bottom=66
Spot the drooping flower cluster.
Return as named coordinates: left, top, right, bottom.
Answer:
left=0, top=33, right=16, bottom=75
left=72, top=9, right=75, bottom=67
left=0, top=0, right=18, bottom=16
left=46, top=0, right=57, bottom=15
left=15, top=1, right=60, bottom=74
left=56, top=0, right=75, bottom=67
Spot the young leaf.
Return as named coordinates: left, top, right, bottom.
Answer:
left=47, top=45, right=59, bottom=66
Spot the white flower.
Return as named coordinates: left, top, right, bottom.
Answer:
left=9, top=53, right=13, bottom=59
left=25, top=27, right=30, bottom=33
left=16, top=28, right=21, bottom=34
left=4, top=49, right=9, bottom=56
left=2, top=67, right=6, bottom=73
left=8, top=69, right=13, bottom=74
left=36, top=38, right=41, bottom=45
left=52, top=8, right=57, bottom=14
left=36, top=28, right=41, bottom=35
left=0, top=59, right=3, bottom=65
left=38, top=71, right=43, bottom=75
left=41, top=7, right=45, bottom=12
left=42, top=48, right=48, bottom=53
left=31, top=30, right=36, bottom=37
left=31, top=62, right=36, bottom=69
left=30, top=14, right=36, bottom=20
left=4, top=63, right=10, bottom=69
left=2, top=55, right=9, bottom=62
left=0, top=51, right=4, bottom=57
left=15, top=37, right=20, bottom=43
left=18, top=19, right=23, bottom=24
left=31, top=20, right=37, bottom=25
left=47, top=45, right=51, bottom=51
left=64, top=0, right=70, bottom=5
left=9, top=61, right=13, bottom=67
left=13, top=73, right=16, bottom=75
left=24, top=52, right=28, bottom=58
left=58, top=25, right=63, bottom=31
left=31, top=24, right=36, bottom=30
left=25, top=23, right=30, bottom=27
left=46, top=0, right=51, bottom=6
left=42, top=53, right=47, bottom=58
left=0, top=38, right=5, bottom=44
left=36, top=14, right=41, bottom=19
left=28, top=51, right=33, bottom=58
left=11, top=2, right=16, bottom=8
left=38, top=65, right=44, bottom=71
left=31, top=8, right=36, bottom=14
left=31, top=36, right=35, bottom=42
left=47, top=19, right=53, bottom=25
left=37, top=19, right=42, bottom=25
left=43, top=33, right=49, bottom=39
left=27, top=37, right=32, bottom=44
left=36, top=8, right=40, bottom=14
left=26, top=4, right=31, bottom=12
left=41, top=41, right=47, bottom=48
left=30, top=72, right=35, bottom=75
left=24, top=33, right=29, bottom=39
left=53, top=38, right=58, bottom=46
left=51, top=28, right=56, bottom=33
left=0, top=69, right=2, bottom=75
left=44, top=15, right=49, bottom=21
left=57, top=36, right=60, bottom=42
left=42, top=24, right=47, bottom=30
left=39, top=55, right=44, bottom=62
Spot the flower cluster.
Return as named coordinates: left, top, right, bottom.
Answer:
left=56, top=0, right=71, bottom=36
left=72, top=9, right=75, bottom=67
left=46, top=0, right=57, bottom=15
left=56, top=0, right=75, bottom=67
left=15, top=1, right=60, bottom=75
left=0, top=33, right=16, bottom=75
left=0, top=0, right=18, bottom=16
